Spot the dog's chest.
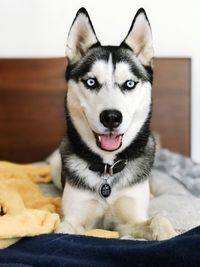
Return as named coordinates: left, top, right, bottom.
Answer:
left=65, top=154, right=135, bottom=194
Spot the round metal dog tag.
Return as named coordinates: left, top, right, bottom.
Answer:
left=99, top=183, right=111, bottom=198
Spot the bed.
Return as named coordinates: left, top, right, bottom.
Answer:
left=0, top=57, right=200, bottom=267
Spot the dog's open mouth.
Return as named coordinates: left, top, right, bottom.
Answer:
left=94, top=133, right=123, bottom=151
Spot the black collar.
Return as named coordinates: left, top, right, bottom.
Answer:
left=89, top=159, right=127, bottom=176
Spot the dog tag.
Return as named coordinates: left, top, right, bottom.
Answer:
left=99, top=183, right=111, bottom=198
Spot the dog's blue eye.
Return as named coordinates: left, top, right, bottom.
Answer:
left=82, top=77, right=100, bottom=90
left=124, top=80, right=137, bottom=89
left=86, top=78, right=96, bottom=87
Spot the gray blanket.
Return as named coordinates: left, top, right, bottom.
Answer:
left=149, top=149, right=200, bottom=233
left=154, top=149, right=200, bottom=197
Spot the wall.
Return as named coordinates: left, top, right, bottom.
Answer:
left=0, top=0, right=200, bottom=162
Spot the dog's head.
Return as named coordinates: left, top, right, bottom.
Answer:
left=65, top=8, right=153, bottom=159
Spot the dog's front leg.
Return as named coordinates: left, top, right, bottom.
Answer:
left=106, top=182, right=176, bottom=240
left=56, top=183, right=105, bottom=234
left=115, top=212, right=177, bottom=240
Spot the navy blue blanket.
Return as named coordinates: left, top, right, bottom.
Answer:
left=0, top=227, right=200, bottom=267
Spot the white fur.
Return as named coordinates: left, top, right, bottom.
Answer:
left=125, top=11, right=154, bottom=66
left=67, top=58, right=151, bottom=165
left=47, top=149, right=62, bottom=189
left=51, top=150, right=176, bottom=240
left=66, top=13, right=98, bottom=63
left=58, top=180, right=149, bottom=233
left=55, top=171, right=176, bottom=240
left=53, top=9, right=176, bottom=240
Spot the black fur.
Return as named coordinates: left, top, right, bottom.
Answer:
left=66, top=47, right=108, bottom=82
left=66, top=46, right=152, bottom=84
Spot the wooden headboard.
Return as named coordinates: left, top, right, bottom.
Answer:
left=152, top=58, right=191, bottom=156
left=0, top=58, right=191, bottom=163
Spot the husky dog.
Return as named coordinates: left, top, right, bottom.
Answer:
left=53, top=7, right=176, bottom=240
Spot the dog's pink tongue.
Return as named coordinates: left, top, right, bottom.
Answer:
left=100, top=134, right=122, bottom=151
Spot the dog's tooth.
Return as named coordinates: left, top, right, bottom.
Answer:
left=98, top=135, right=102, bottom=142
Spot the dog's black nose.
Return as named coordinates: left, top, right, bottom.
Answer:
left=100, top=109, right=122, bottom=129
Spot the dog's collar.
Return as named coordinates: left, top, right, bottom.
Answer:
left=89, top=159, right=127, bottom=198
left=89, top=159, right=127, bottom=176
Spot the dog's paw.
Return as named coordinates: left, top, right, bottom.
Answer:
left=55, top=221, right=85, bottom=235
left=150, top=215, right=177, bottom=240
left=55, top=221, right=76, bottom=234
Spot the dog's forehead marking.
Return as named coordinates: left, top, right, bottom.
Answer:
left=107, top=53, right=114, bottom=88
left=89, top=53, right=114, bottom=87
left=87, top=54, right=139, bottom=88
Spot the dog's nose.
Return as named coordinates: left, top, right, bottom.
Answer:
left=100, top=109, right=122, bottom=129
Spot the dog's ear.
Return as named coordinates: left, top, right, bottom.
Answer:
left=66, top=8, right=99, bottom=63
left=121, top=8, right=153, bottom=66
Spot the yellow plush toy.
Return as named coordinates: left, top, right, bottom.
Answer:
left=85, top=229, right=119, bottom=239
left=0, top=161, right=60, bottom=249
